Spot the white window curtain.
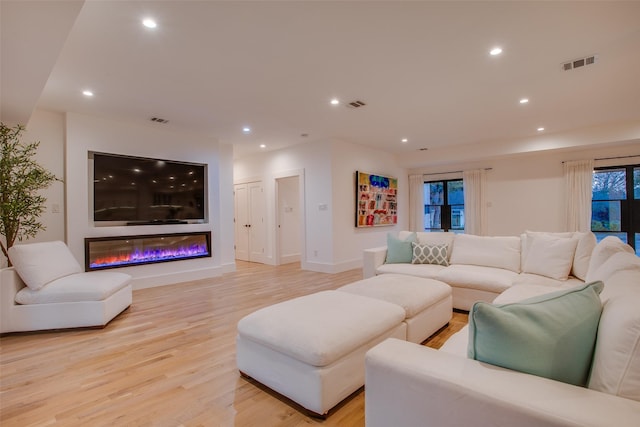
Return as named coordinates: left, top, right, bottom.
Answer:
left=409, top=174, right=425, bottom=232
left=463, top=169, right=487, bottom=235
left=564, top=159, right=594, bottom=232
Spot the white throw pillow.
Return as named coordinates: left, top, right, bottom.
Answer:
left=522, top=234, right=578, bottom=280
left=571, top=232, right=597, bottom=281
left=8, top=241, right=83, bottom=290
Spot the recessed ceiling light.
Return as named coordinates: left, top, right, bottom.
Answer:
left=82, top=90, right=94, bottom=97
left=537, top=127, right=545, bottom=132
left=490, top=47, right=503, bottom=56
left=242, top=127, right=251, bottom=133
left=142, top=18, right=157, bottom=29
left=260, top=144, right=266, bottom=148
left=401, top=138, right=408, bottom=143
left=519, top=98, right=529, bottom=104
left=330, top=98, right=340, bottom=105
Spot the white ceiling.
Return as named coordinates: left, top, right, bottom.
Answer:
left=2, top=1, right=640, bottom=161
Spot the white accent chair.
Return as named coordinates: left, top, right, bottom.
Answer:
left=1, top=241, right=132, bottom=333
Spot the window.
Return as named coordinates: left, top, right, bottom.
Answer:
left=591, top=164, right=640, bottom=255
left=423, top=179, right=464, bottom=232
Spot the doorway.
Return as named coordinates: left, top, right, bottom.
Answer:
left=234, top=181, right=265, bottom=263
left=276, top=176, right=301, bottom=264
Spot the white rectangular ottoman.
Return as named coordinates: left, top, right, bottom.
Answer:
left=337, top=274, right=452, bottom=343
left=236, top=290, right=406, bottom=416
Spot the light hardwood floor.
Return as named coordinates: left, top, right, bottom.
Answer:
left=0, top=262, right=467, bottom=426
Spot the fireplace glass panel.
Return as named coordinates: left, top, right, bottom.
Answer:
left=85, top=232, right=211, bottom=271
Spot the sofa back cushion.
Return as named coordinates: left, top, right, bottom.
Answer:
left=450, top=234, right=521, bottom=272
left=8, top=241, right=82, bottom=291
left=588, top=287, right=640, bottom=401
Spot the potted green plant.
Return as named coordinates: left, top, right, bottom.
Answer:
left=0, top=122, right=59, bottom=266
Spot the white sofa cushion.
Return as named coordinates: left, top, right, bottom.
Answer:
left=586, top=236, right=634, bottom=282
left=15, top=271, right=131, bottom=304
left=494, top=281, right=586, bottom=304
left=512, top=273, right=583, bottom=289
left=522, top=233, right=578, bottom=280
left=450, top=234, right=521, bottom=272
left=436, top=264, right=519, bottom=293
left=589, top=290, right=640, bottom=401
left=376, top=262, right=447, bottom=279
left=8, top=241, right=83, bottom=290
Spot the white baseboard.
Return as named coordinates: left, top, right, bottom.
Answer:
left=304, top=258, right=362, bottom=274
left=131, top=262, right=236, bottom=290
left=280, top=254, right=301, bottom=264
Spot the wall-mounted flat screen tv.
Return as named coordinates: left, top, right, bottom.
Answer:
left=91, top=152, right=207, bottom=225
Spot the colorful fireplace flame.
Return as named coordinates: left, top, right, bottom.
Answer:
left=89, top=242, right=209, bottom=269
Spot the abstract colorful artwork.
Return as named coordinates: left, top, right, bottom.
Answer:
left=355, top=171, right=398, bottom=227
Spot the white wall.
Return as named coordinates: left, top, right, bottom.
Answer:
left=234, top=141, right=331, bottom=270
left=234, top=139, right=408, bottom=273
left=0, top=110, right=66, bottom=267
left=409, top=140, right=640, bottom=236
left=330, top=140, right=408, bottom=270
left=65, top=112, right=235, bottom=289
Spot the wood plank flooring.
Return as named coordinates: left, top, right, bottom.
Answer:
left=0, top=262, right=467, bottom=426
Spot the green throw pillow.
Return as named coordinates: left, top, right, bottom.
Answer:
left=385, top=232, right=417, bottom=264
left=468, top=281, right=604, bottom=387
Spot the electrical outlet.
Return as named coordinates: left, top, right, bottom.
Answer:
left=51, top=203, right=60, bottom=213
left=314, top=250, right=318, bottom=257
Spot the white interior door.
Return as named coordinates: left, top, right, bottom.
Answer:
left=234, top=181, right=264, bottom=263
left=277, top=176, right=300, bottom=264
left=248, top=182, right=265, bottom=263
left=234, top=184, right=249, bottom=261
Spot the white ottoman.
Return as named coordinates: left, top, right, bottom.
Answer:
left=236, top=290, right=406, bottom=416
left=337, top=274, right=452, bottom=343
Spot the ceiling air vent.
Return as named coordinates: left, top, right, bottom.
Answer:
left=418, top=147, right=428, bottom=151
left=150, top=117, right=169, bottom=124
left=562, top=55, right=597, bottom=71
left=346, top=100, right=366, bottom=109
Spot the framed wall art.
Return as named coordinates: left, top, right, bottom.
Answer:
left=355, top=171, right=398, bottom=227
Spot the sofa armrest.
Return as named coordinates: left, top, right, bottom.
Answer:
left=365, top=338, right=640, bottom=427
left=363, top=246, right=387, bottom=278
left=1, top=267, right=26, bottom=333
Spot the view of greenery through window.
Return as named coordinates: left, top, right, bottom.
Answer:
left=591, top=165, right=640, bottom=255
left=423, top=179, right=464, bottom=232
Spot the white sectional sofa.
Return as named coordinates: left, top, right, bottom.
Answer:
left=365, top=236, right=640, bottom=426
left=363, top=230, right=596, bottom=310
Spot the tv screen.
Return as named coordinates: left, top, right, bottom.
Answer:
left=92, top=152, right=206, bottom=224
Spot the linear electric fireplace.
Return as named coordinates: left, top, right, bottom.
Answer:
left=84, top=231, right=211, bottom=271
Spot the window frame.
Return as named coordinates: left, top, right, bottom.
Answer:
left=591, top=164, right=639, bottom=253
left=423, top=178, right=464, bottom=232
